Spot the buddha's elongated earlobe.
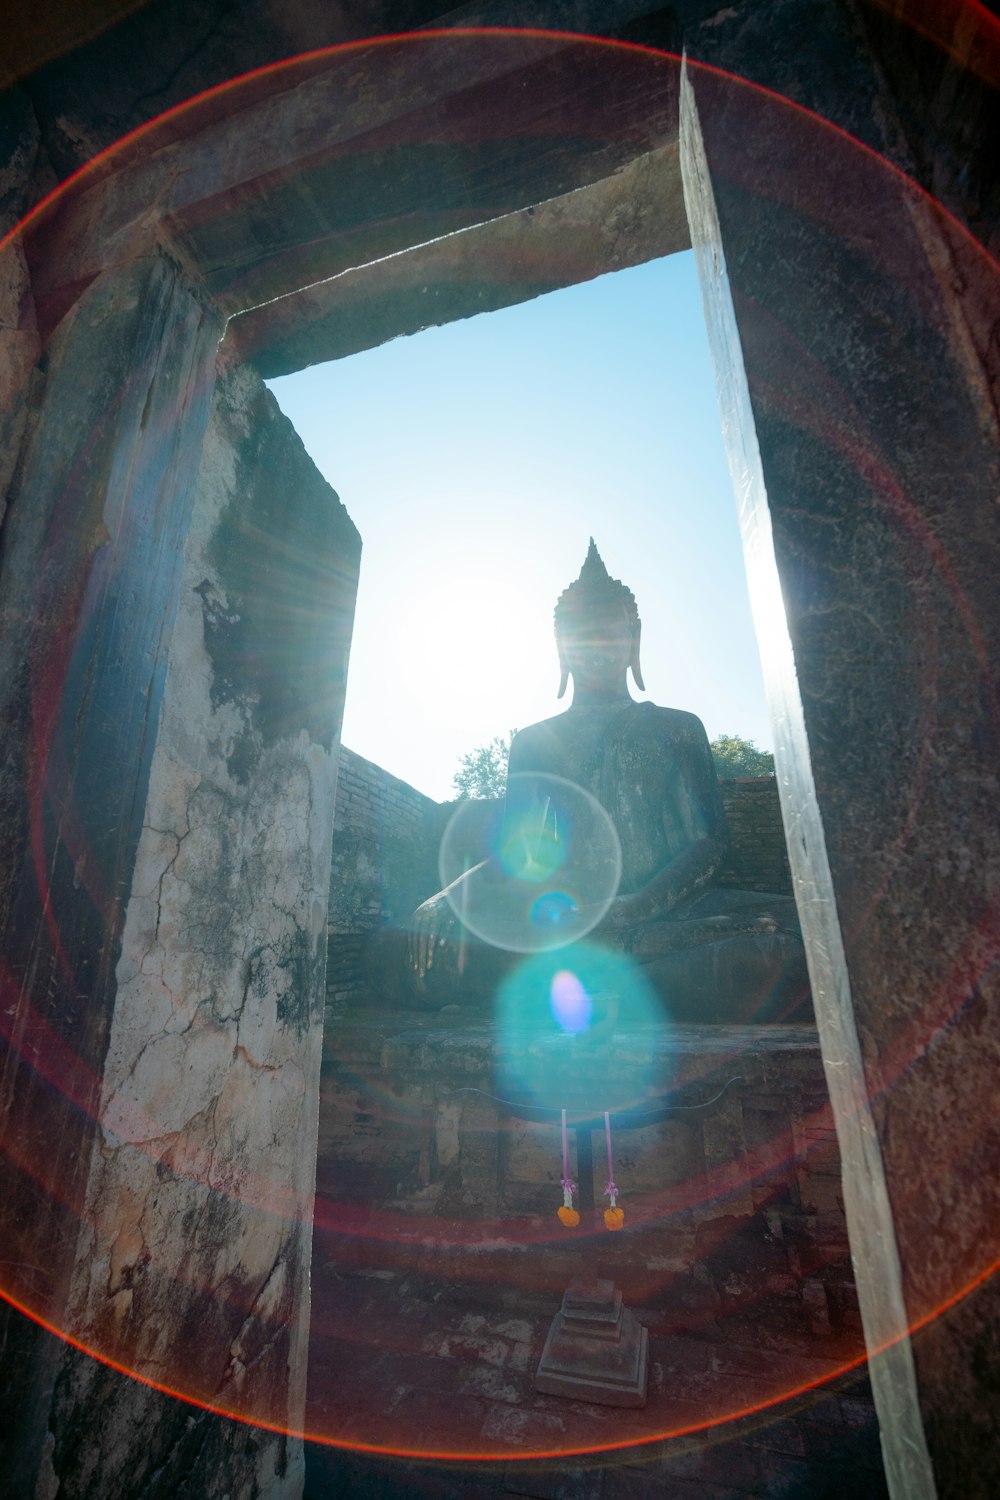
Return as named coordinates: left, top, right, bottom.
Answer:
left=557, top=641, right=570, bottom=699
left=629, top=621, right=645, bottom=692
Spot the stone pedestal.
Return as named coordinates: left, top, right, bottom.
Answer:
left=535, top=1278, right=648, bottom=1408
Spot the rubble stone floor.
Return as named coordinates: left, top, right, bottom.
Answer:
left=303, top=1253, right=888, bottom=1499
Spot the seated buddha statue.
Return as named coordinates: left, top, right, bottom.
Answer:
left=399, top=542, right=811, bottom=1024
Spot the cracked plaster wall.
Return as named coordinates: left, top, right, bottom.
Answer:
left=0, top=246, right=223, bottom=1497
left=48, top=358, right=360, bottom=1500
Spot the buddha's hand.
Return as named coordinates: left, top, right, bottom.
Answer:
left=569, top=895, right=634, bottom=953
left=409, top=893, right=458, bottom=977
left=596, top=894, right=647, bottom=934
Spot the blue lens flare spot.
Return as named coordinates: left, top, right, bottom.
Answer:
left=531, top=890, right=578, bottom=928
left=549, top=969, right=592, bottom=1034
left=495, top=944, right=664, bottom=1110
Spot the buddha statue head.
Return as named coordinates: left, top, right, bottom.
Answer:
left=555, top=540, right=645, bottom=701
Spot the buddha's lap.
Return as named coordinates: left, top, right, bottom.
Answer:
left=629, top=887, right=801, bottom=958
left=360, top=883, right=810, bottom=1022
left=635, top=924, right=812, bottom=1024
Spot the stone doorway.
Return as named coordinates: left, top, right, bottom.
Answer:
left=256, top=89, right=887, bottom=1495
left=4, top=17, right=995, bottom=1498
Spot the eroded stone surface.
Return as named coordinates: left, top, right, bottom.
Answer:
left=0, top=250, right=222, bottom=1497
left=50, top=359, right=359, bottom=1497
left=681, top=24, right=1000, bottom=1492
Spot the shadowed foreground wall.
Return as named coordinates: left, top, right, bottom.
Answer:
left=37, top=360, right=359, bottom=1499
left=0, top=250, right=223, bottom=1496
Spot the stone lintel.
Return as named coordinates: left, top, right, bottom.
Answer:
left=230, top=144, right=689, bottom=378
left=26, top=34, right=680, bottom=334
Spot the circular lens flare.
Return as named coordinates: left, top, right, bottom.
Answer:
left=495, top=942, right=663, bottom=1111
left=531, top=889, right=579, bottom=930
left=438, top=773, right=622, bottom=954
left=499, top=812, right=566, bottom=884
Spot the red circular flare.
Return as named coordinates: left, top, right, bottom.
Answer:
left=1, top=16, right=997, bottom=1459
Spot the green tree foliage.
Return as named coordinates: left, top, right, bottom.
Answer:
left=709, top=733, right=775, bottom=778
left=452, top=732, right=515, bottom=799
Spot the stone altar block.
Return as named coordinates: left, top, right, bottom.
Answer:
left=535, top=1277, right=648, bottom=1407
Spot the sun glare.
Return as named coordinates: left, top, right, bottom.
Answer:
left=269, top=252, right=772, bottom=800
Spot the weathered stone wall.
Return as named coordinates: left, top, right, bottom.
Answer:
left=681, top=18, right=1000, bottom=1489
left=315, top=1015, right=854, bottom=1348
left=327, top=747, right=438, bottom=1004
left=718, top=778, right=792, bottom=895
left=0, top=249, right=223, bottom=1497
left=42, top=357, right=360, bottom=1500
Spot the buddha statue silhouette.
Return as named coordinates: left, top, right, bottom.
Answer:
left=405, top=541, right=811, bottom=1024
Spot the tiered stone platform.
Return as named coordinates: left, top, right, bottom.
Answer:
left=317, top=1013, right=851, bottom=1248
left=305, top=1259, right=886, bottom=1498
left=307, top=1012, right=886, bottom=1495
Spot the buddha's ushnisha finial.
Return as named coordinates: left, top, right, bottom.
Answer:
left=554, top=540, right=645, bottom=699
left=578, top=537, right=611, bottom=584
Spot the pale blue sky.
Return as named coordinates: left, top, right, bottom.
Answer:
left=268, top=249, right=770, bottom=801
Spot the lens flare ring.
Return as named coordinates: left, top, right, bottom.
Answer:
left=439, top=772, right=622, bottom=954
left=1, top=16, right=997, bottom=1457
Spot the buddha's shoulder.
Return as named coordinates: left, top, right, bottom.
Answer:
left=633, top=702, right=710, bottom=742
left=510, top=713, right=570, bottom=754
left=514, top=710, right=568, bottom=736
left=512, top=702, right=709, bottom=747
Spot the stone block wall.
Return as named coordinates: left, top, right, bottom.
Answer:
left=718, top=778, right=792, bottom=894
left=327, top=748, right=440, bottom=1004
left=314, top=1016, right=855, bottom=1347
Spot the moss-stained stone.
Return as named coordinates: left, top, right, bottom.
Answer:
left=48, top=358, right=359, bottom=1498
left=0, top=251, right=222, bottom=1496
